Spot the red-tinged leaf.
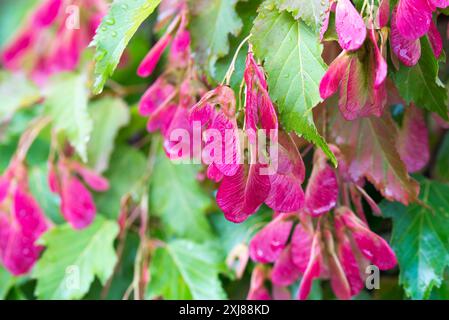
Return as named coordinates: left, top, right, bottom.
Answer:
left=249, top=214, right=293, bottom=263
left=397, top=104, right=430, bottom=173
left=329, top=110, right=419, bottom=204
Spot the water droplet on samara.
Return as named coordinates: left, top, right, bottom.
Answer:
left=96, top=49, right=106, bottom=61
left=105, top=18, right=115, bottom=25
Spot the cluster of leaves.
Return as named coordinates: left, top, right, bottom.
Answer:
left=1, top=0, right=449, bottom=301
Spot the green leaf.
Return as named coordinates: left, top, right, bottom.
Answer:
left=434, top=132, right=449, bottom=182
left=274, top=0, right=329, bottom=28
left=0, top=106, right=40, bottom=144
left=28, top=165, right=64, bottom=224
left=33, top=216, right=119, bottom=300
left=0, top=0, right=37, bottom=48
left=211, top=208, right=271, bottom=253
left=147, top=239, right=227, bottom=300
left=44, top=72, right=92, bottom=162
left=329, top=111, right=419, bottom=204
left=391, top=37, right=448, bottom=120
left=213, top=0, right=262, bottom=90
left=150, top=146, right=213, bottom=242
left=0, top=122, right=50, bottom=171
left=95, top=146, right=147, bottom=219
left=189, top=0, right=243, bottom=75
left=88, top=97, right=130, bottom=173
left=431, top=271, right=449, bottom=300
left=87, top=232, right=140, bottom=300
left=0, top=266, right=15, bottom=300
left=382, top=177, right=449, bottom=299
left=91, top=0, right=161, bottom=94
left=251, top=4, right=336, bottom=165
left=0, top=71, right=40, bottom=121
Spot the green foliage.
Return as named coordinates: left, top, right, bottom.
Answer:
left=0, top=71, right=40, bottom=121
left=150, top=146, right=214, bottom=242
left=382, top=177, right=449, bottom=299
left=391, top=38, right=449, bottom=120
left=91, top=0, right=161, bottom=94
left=95, top=146, right=148, bottom=219
left=211, top=208, right=271, bottom=252
left=44, top=72, right=92, bottom=162
left=213, top=0, right=262, bottom=91
left=33, top=217, right=119, bottom=300
left=0, top=266, right=15, bottom=300
left=28, top=165, right=64, bottom=224
left=189, top=0, right=243, bottom=76
left=88, top=97, right=130, bottom=173
left=251, top=3, right=336, bottom=165
left=274, top=0, right=329, bottom=28
left=434, top=132, right=449, bottom=182
left=0, top=0, right=37, bottom=47
left=3, top=0, right=449, bottom=302
left=147, top=239, right=227, bottom=300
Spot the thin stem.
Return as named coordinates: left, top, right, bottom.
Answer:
left=361, top=0, right=370, bottom=17
left=122, top=137, right=159, bottom=300
left=221, top=34, right=252, bottom=86
left=15, top=116, right=51, bottom=163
